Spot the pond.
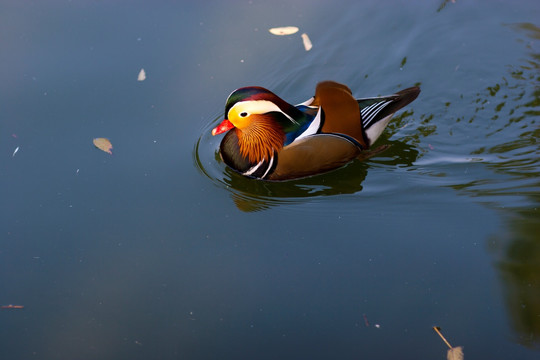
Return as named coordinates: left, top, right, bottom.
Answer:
left=1, top=1, right=539, bottom=359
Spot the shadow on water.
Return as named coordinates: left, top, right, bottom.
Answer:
left=491, top=208, right=540, bottom=348
left=447, top=22, right=540, bottom=347
left=194, top=111, right=420, bottom=212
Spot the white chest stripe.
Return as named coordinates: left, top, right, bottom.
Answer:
left=294, top=108, right=322, bottom=142
left=243, top=159, right=265, bottom=176
left=242, top=156, right=275, bottom=178
left=261, top=156, right=274, bottom=179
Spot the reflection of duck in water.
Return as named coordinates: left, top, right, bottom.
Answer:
left=212, top=81, right=420, bottom=181
left=219, top=136, right=420, bottom=212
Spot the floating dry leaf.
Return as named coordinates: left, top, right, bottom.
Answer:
left=301, top=33, right=312, bottom=51
left=447, top=346, right=464, bottom=360
left=93, top=138, right=113, bottom=154
left=269, top=26, right=299, bottom=35
left=137, top=68, right=146, bottom=81
left=1, top=304, right=24, bottom=309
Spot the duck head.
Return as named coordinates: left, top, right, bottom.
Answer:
left=212, top=87, right=307, bottom=164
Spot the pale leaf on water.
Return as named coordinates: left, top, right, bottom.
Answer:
left=137, top=68, right=146, bottom=81
left=301, top=33, right=312, bottom=51
left=269, top=26, right=299, bottom=35
left=447, top=346, right=464, bottom=360
left=93, top=138, right=113, bottom=154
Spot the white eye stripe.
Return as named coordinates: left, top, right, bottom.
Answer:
left=228, top=100, right=298, bottom=124
left=229, top=100, right=280, bottom=116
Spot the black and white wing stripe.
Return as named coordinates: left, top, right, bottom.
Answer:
left=357, top=88, right=420, bottom=143
left=356, top=96, right=395, bottom=146
left=358, top=96, right=396, bottom=130
left=361, top=100, right=393, bottom=129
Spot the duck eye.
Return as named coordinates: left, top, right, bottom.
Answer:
left=239, top=112, right=248, bottom=117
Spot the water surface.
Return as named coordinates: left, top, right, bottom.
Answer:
left=1, top=1, right=539, bottom=359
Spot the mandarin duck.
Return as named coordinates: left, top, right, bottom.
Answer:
left=212, top=81, right=420, bottom=180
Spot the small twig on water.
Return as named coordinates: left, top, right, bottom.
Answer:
left=363, top=314, right=370, bottom=327
left=433, top=326, right=453, bottom=349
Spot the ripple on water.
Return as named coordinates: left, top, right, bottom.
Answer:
left=193, top=108, right=426, bottom=213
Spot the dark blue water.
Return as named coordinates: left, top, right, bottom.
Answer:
left=2, top=1, right=539, bottom=359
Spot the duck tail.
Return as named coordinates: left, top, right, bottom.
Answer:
left=358, top=86, right=420, bottom=146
